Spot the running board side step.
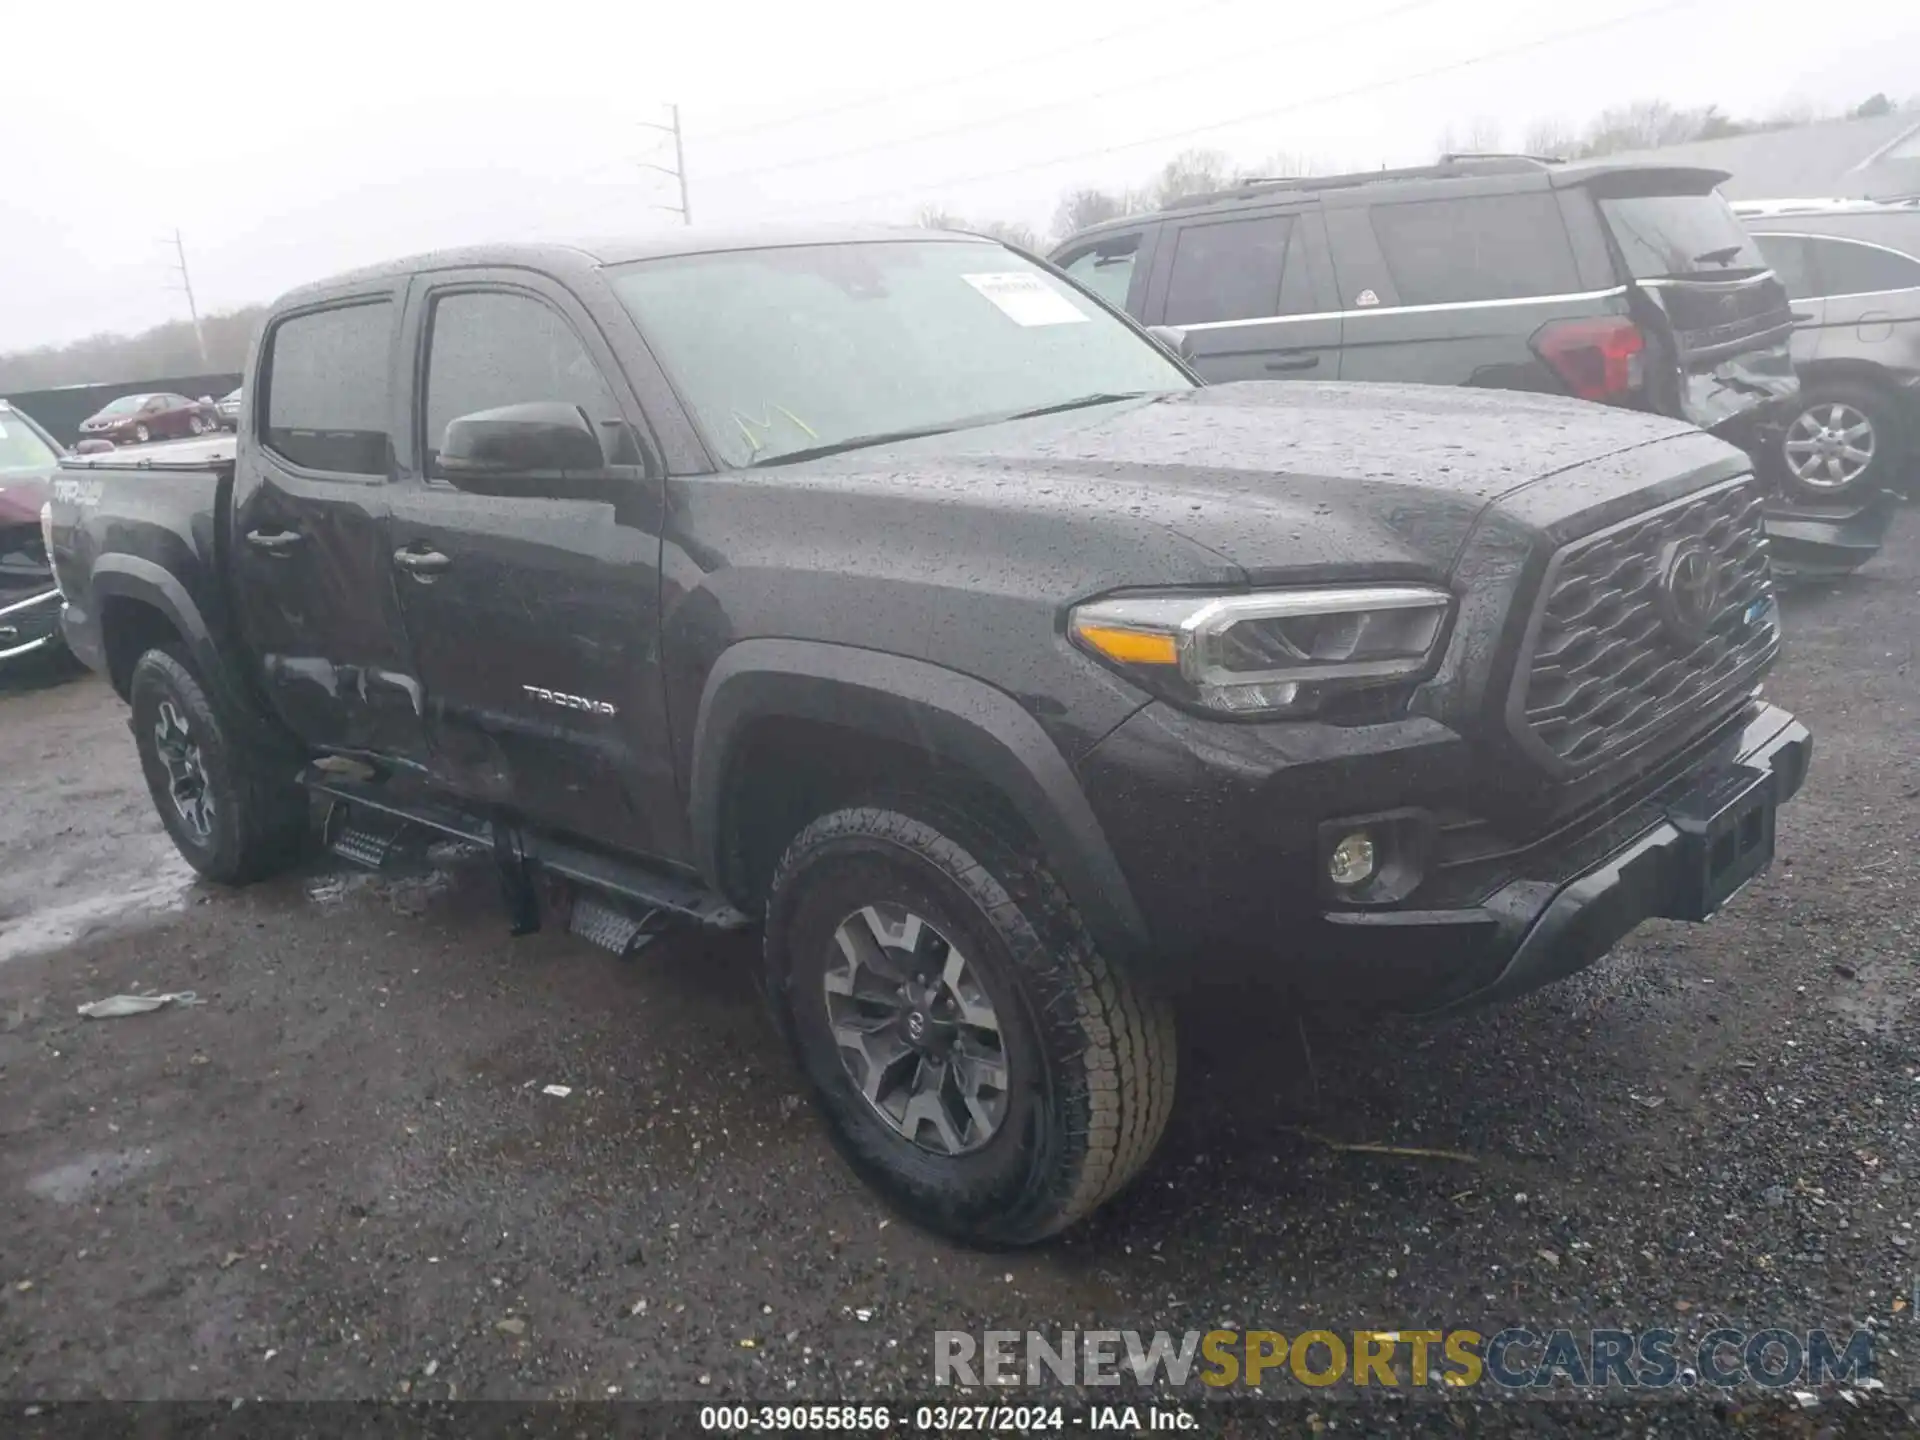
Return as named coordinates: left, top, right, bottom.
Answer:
left=301, top=769, right=753, bottom=934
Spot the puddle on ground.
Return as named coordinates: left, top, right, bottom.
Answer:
left=25, top=1146, right=163, bottom=1204
left=0, top=846, right=198, bottom=966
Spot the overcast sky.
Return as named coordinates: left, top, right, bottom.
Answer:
left=5, top=0, right=1916, bottom=351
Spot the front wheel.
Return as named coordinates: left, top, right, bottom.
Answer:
left=1778, top=381, right=1906, bottom=502
left=129, top=646, right=309, bottom=883
left=187, top=414, right=207, bottom=435
left=133, top=422, right=151, bottom=444
left=766, top=804, right=1177, bottom=1246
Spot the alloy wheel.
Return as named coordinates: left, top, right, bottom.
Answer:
left=153, top=699, right=216, bottom=840
left=1784, top=402, right=1876, bottom=490
left=822, top=903, right=1010, bottom=1155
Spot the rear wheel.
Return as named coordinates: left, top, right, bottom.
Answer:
left=766, top=803, right=1177, bottom=1246
left=129, top=646, right=308, bottom=883
left=1778, top=380, right=1905, bottom=502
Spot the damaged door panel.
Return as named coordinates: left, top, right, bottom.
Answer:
left=385, top=275, right=677, bottom=856
left=231, top=295, right=429, bottom=759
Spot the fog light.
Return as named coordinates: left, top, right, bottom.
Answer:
left=1327, top=831, right=1377, bottom=887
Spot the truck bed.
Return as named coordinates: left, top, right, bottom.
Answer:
left=61, top=434, right=236, bottom=472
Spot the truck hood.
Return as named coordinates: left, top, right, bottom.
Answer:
left=786, top=381, right=1733, bottom=581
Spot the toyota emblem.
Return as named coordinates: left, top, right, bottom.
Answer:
left=1656, top=540, right=1720, bottom=646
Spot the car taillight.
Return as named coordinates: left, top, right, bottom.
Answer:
left=1529, top=317, right=1646, bottom=402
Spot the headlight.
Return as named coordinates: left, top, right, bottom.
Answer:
left=1069, top=584, right=1452, bottom=717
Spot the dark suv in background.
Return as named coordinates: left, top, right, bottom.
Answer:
left=1736, top=199, right=1920, bottom=501
left=1052, top=155, right=1892, bottom=573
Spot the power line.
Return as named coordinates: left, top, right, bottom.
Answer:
left=705, top=0, right=1445, bottom=185
left=775, top=0, right=1711, bottom=218
left=693, top=0, right=1245, bottom=145
left=636, top=104, right=692, bottom=224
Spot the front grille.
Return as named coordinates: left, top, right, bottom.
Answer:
left=1512, top=479, right=1776, bottom=774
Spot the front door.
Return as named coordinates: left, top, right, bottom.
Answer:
left=1142, top=206, right=1342, bottom=382
left=231, top=294, right=428, bottom=762
left=385, top=273, right=676, bottom=856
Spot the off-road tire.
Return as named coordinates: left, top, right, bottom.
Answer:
left=129, top=646, right=308, bottom=884
left=765, top=803, right=1177, bottom=1246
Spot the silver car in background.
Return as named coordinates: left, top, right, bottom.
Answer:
left=215, top=387, right=243, bottom=430
left=1737, top=199, right=1920, bottom=501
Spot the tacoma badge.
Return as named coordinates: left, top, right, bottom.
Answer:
left=522, top=684, right=617, bottom=717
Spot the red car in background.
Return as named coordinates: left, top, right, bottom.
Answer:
left=77, top=391, right=219, bottom=446
left=1, top=400, right=68, bottom=668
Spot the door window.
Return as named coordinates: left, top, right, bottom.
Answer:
left=1163, top=214, right=1296, bottom=325
left=1369, top=193, right=1580, bottom=305
left=1804, top=235, right=1920, bottom=297
left=422, top=291, right=620, bottom=478
left=1056, top=235, right=1142, bottom=309
left=1751, top=234, right=1813, bottom=299
left=262, top=301, right=394, bottom=475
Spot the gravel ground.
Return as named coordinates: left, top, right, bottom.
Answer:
left=1, top=517, right=1916, bottom=1434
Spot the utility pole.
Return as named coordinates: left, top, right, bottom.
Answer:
left=163, top=229, right=209, bottom=365
left=636, top=104, right=692, bottom=224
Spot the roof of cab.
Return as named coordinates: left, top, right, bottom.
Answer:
left=269, top=225, right=990, bottom=308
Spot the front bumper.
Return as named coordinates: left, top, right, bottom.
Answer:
left=1077, top=699, right=1810, bottom=1013
left=0, top=587, right=66, bottom=663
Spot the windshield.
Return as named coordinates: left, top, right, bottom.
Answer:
left=0, top=408, right=60, bottom=474
left=609, top=239, right=1191, bottom=467
left=1599, top=193, right=1768, bottom=278
left=98, top=394, right=151, bottom=417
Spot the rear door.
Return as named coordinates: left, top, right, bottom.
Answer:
left=1139, top=204, right=1341, bottom=381
left=385, top=270, right=678, bottom=857
left=1587, top=178, right=1798, bottom=431
left=231, top=295, right=427, bottom=759
left=1748, top=233, right=1828, bottom=367
left=1798, top=232, right=1920, bottom=358
left=1324, top=184, right=1602, bottom=391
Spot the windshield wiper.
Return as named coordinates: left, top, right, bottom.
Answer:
left=996, top=391, right=1154, bottom=423
left=750, top=422, right=970, bottom=467
left=749, top=393, right=1154, bottom=467
left=1692, top=245, right=1746, bottom=267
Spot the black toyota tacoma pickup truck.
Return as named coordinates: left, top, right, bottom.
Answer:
left=46, top=227, right=1811, bottom=1245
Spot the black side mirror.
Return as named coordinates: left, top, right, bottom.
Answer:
left=1147, top=325, right=1195, bottom=361
left=438, top=402, right=610, bottom=495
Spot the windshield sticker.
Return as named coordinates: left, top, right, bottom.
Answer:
left=962, top=272, right=1090, bottom=327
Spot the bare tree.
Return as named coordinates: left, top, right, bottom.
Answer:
left=1148, top=148, right=1232, bottom=208
left=1852, top=92, right=1896, bottom=119
left=915, top=204, right=965, bottom=231
left=1235, top=150, right=1329, bottom=182
left=975, top=219, right=1041, bottom=253
left=0, top=306, right=266, bottom=393
left=1052, top=187, right=1132, bottom=239
left=1522, top=118, right=1577, bottom=159
left=1438, top=116, right=1504, bottom=156
left=1578, top=100, right=1711, bottom=156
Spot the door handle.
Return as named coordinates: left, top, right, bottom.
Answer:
left=393, top=546, right=451, bottom=576
left=245, top=528, right=304, bottom=554
left=1265, top=353, right=1321, bottom=372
